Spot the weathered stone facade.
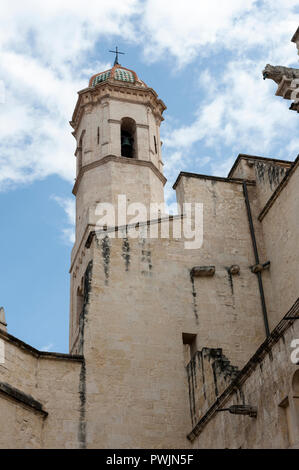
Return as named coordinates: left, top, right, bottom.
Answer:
left=0, top=42, right=298, bottom=448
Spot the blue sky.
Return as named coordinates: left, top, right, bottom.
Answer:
left=0, top=1, right=298, bottom=352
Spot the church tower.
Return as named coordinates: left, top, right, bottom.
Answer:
left=67, top=59, right=196, bottom=450
left=70, top=61, right=167, bottom=244
left=69, top=60, right=167, bottom=357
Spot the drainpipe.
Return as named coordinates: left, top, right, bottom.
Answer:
left=242, top=182, right=270, bottom=337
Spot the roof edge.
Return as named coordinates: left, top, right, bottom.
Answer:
left=0, top=329, right=84, bottom=362
left=228, top=153, right=293, bottom=179
left=172, top=171, right=255, bottom=190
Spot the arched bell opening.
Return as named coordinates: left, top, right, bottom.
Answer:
left=121, top=117, right=136, bottom=158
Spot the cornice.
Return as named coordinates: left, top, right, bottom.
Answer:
left=70, top=80, right=166, bottom=136
left=84, top=213, right=186, bottom=249
left=173, top=171, right=256, bottom=190
left=0, top=382, right=48, bottom=417
left=0, top=329, right=83, bottom=362
left=72, top=155, right=167, bottom=195
left=228, top=153, right=292, bottom=179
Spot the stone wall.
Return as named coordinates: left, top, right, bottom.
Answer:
left=260, top=158, right=299, bottom=327
left=228, top=154, right=298, bottom=328
left=78, top=169, right=276, bottom=447
left=0, top=331, right=83, bottom=448
left=0, top=394, right=44, bottom=448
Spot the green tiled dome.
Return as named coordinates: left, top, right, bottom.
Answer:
left=90, top=65, right=143, bottom=88
left=114, top=68, right=135, bottom=83
left=92, top=71, right=111, bottom=86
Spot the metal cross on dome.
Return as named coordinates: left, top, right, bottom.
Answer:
left=109, top=46, right=125, bottom=66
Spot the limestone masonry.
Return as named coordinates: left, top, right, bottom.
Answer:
left=0, top=32, right=298, bottom=449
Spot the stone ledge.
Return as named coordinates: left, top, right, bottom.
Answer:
left=0, top=382, right=48, bottom=417
left=173, top=171, right=256, bottom=190
left=70, top=80, right=166, bottom=133
left=85, top=213, right=185, bottom=248
left=227, top=153, right=292, bottom=179
left=72, top=154, right=167, bottom=195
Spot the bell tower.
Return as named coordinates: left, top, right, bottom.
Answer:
left=70, top=62, right=167, bottom=245
left=69, top=60, right=167, bottom=354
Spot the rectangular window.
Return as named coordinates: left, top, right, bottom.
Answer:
left=97, top=127, right=100, bottom=145
left=182, top=333, right=197, bottom=365
left=154, top=135, right=157, bottom=154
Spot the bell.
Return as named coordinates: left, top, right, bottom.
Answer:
left=121, top=133, right=134, bottom=158
left=121, top=136, right=132, bottom=147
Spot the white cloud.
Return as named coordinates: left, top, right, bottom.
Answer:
left=162, top=57, right=299, bottom=178
left=52, top=196, right=75, bottom=244
left=62, top=228, right=76, bottom=245
left=0, top=1, right=140, bottom=68
left=53, top=196, right=75, bottom=225
left=141, top=0, right=256, bottom=66
left=40, top=343, right=54, bottom=352
left=0, top=1, right=140, bottom=191
left=141, top=0, right=298, bottom=66
left=0, top=0, right=298, bottom=193
left=142, top=0, right=299, bottom=184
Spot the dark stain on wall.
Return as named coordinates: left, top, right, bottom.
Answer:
left=78, top=260, right=93, bottom=449
left=190, top=271, right=199, bottom=324
left=225, top=268, right=234, bottom=295
left=255, top=161, right=286, bottom=190
left=141, top=239, right=152, bottom=276
left=100, top=235, right=111, bottom=285
left=78, top=360, right=86, bottom=449
left=122, top=237, right=130, bottom=272
left=186, top=353, right=197, bottom=426
left=187, top=356, right=197, bottom=422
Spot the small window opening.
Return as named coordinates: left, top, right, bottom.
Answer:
left=121, top=117, right=136, bottom=158
left=97, top=127, right=100, bottom=145
left=154, top=135, right=157, bottom=154
left=182, top=333, right=198, bottom=365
